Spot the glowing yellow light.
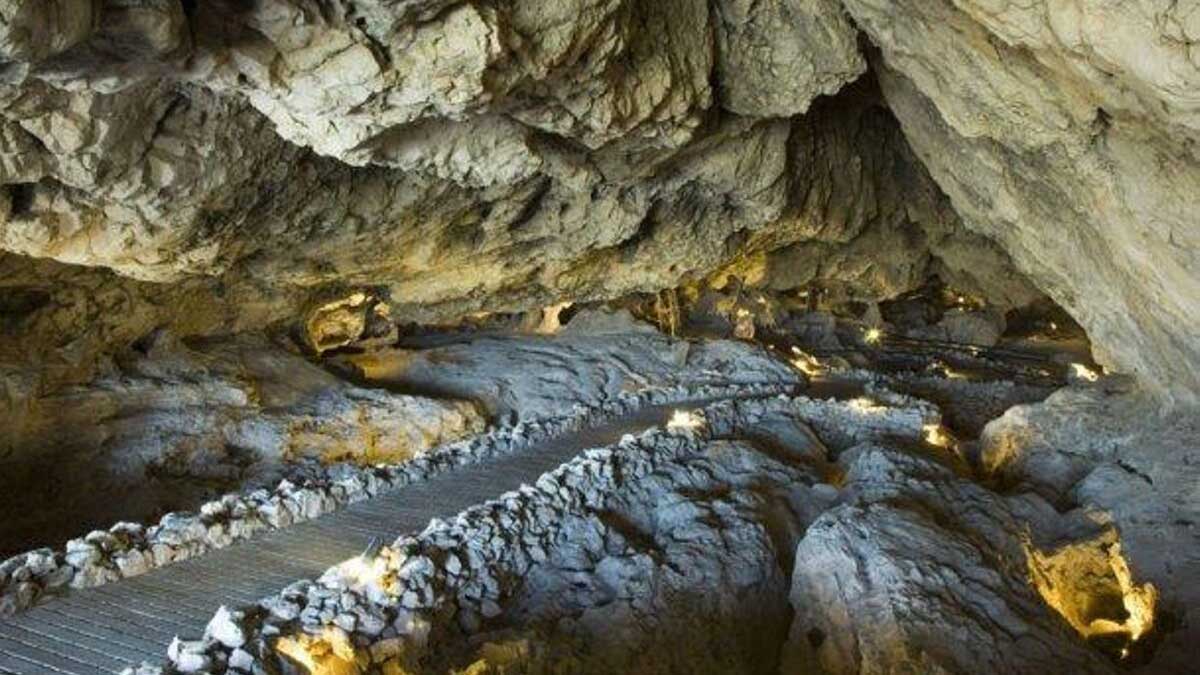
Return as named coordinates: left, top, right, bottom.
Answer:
left=923, top=424, right=952, bottom=448
left=275, top=627, right=359, bottom=675
left=942, top=365, right=966, bottom=380
left=535, top=301, right=573, bottom=334
left=789, top=346, right=822, bottom=376
left=328, top=541, right=392, bottom=593
left=1025, top=532, right=1157, bottom=658
left=1093, top=541, right=1157, bottom=643
left=928, top=360, right=966, bottom=380
left=848, top=397, right=885, bottom=414
left=1071, top=363, right=1100, bottom=382
left=667, top=409, right=705, bottom=432
left=735, top=308, right=751, bottom=319
left=1049, top=321, right=1059, bottom=331
left=864, top=328, right=883, bottom=345
left=338, top=555, right=387, bottom=588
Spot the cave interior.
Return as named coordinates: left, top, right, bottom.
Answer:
left=0, top=1, right=1197, bottom=674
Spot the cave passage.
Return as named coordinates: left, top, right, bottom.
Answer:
left=1, top=0, right=1198, bottom=673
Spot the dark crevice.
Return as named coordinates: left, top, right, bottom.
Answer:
left=7, top=183, right=36, bottom=217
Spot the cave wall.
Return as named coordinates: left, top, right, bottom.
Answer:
left=842, top=0, right=1200, bottom=405
left=0, top=0, right=1195, bottom=402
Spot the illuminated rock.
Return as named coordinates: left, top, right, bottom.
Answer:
left=783, top=446, right=1120, bottom=673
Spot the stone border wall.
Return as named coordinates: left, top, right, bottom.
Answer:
left=136, top=389, right=936, bottom=674
left=0, top=382, right=792, bottom=616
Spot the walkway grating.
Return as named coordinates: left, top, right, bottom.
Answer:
left=0, top=404, right=684, bottom=673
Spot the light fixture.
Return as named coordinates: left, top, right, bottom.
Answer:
left=848, top=397, right=884, bottom=413
left=1070, top=363, right=1100, bottom=382
left=923, top=423, right=952, bottom=448
left=667, top=409, right=705, bottom=432
left=789, top=346, right=822, bottom=376
left=1025, top=534, right=1157, bottom=659
left=334, top=537, right=387, bottom=589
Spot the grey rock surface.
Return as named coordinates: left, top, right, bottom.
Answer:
left=981, top=386, right=1200, bottom=673
left=842, top=0, right=1200, bottom=404
left=333, top=328, right=798, bottom=420
left=0, top=327, right=795, bottom=615
left=782, top=445, right=1119, bottom=674
left=0, top=332, right=483, bottom=557
left=0, top=0, right=1056, bottom=398
left=131, top=388, right=1153, bottom=675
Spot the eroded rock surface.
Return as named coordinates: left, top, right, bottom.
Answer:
left=0, top=331, right=483, bottom=555
left=136, top=389, right=1153, bottom=675
left=783, top=445, right=1120, bottom=674
left=0, top=0, right=1057, bottom=389
left=842, top=0, right=1200, bottom=404
left=982, top=386, right=1200, bottom=673
left=0, top=3, right=1196, bottom=669
left=0, top=1, right=1195, bottom=406
left=336, top=309, right=798, bottom=420
left=0, top=320, right=794, bottom=557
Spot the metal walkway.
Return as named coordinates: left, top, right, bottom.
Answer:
left=0, top=405, right=686, bottom=674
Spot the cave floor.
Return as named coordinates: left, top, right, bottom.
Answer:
left=0, top=316, right=1192, bottom=674
left=0, top=402, right=722, bottom=675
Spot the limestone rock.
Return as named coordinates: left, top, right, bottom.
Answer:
left=713, top=0, right=864, bottom=117
left=333, top=330, right=796, bottom=420
left=561, top=307, right=659, bottom=336
left=206, top=605, right=247, bottom=649
left=841, top=0, right=1200, bottom=404
left=980, top=387, right=1200, bottom=672
left=0, top=0, right=1051, bottom=396
left=782, top=446, right=1120, bottom=674
left=0, top=0, right=99, bottom=64
left=301, top=291, right=395, bottom=354
left=0, top=334, right=483, bottom=554
left=0, top=0, right=1193, bottom=409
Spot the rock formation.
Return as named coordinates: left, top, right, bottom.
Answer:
left=842, top=0, right=1200, bottom=404
left=0, top=0, right=1190, bottom=403
left=0, top=1, right=1036, bottom=377
left=0, top=330, right=484, bottom=557
left=981, top=386, right=1200, bottom=671
left=0, top=2, right=1197, bottom=671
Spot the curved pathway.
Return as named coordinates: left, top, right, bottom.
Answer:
left=0, top=403, right=702, bottom=674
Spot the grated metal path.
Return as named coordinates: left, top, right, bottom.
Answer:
left=0, top=404, right=689, bottom=674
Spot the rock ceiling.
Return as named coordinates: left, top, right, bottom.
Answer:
left=0, top=0, right=1196, bottom=404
